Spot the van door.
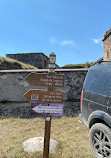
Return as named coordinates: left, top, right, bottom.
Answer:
left=84, top=64, right=109, bottom=115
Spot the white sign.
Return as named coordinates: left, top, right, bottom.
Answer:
left=32, top=104, right=63, bottom=114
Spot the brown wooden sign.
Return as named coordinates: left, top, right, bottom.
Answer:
left=25, top=73, right=64, bottom=88
left=24, top=89, right=63, bottom=103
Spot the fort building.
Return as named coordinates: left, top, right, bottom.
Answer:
left=6, top=52, right=60, bottom=69
left=103, top=28, right=111, bottom=61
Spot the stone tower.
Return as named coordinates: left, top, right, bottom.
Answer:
left=103, top=28, right=111, bottom=61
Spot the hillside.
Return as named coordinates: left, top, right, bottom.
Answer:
left=0, top=56, right=38, bottom=70
left=62, top=62, right=95, bottom=69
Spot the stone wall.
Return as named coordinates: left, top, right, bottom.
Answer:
left=0, top=69, right=88, bottom=117
left=0, top=102, right=80, bottom=118
left=103, top=29, right=111, bottom=61
left=6, top=53, right=49, bottom=69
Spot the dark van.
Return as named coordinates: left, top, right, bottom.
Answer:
left=80, top=62, right=111, bottom=158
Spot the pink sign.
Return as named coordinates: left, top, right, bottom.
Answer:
left=31, top=103, right=64, bottom=117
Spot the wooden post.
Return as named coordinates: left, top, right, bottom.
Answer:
left=43, top=52, right=56, bottom=158
left=43, top=117, right=52, bottom=158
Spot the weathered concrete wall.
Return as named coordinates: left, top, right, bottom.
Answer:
left=0, top=69, right=88, bottom=117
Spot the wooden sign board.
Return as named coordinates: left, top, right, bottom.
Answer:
left=24, top=89, right=63, bottom=103
left=31, top=103, right=64, bottom=117
left=25, top=73, right=64, bottom=88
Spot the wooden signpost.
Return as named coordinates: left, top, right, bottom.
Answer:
left=24, top=89, right=63, bottom=103
left=24, top=52, right=64, bottom=158
left=25, top=73, right=64, bottom=87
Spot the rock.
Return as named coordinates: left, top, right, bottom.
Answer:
left=78, top=120, right=81, bottom=123
left=23, top=137, right=58, bottom=153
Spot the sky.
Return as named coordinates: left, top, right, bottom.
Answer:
left=0, top=0, right=111, bottom=67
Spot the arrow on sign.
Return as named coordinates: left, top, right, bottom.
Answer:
left=32, top=104, right=63, bottom=114
left=31, top=103, right=64, bottom=117
left=25, top=73, right=64, bottom=88
left=24, top=89, right=63, bottom=103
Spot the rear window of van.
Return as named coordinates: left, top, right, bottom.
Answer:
left=83, top=64, right=111, bottom=97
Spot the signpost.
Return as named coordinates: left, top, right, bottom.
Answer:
left=24, top=52, right=64, bottom=158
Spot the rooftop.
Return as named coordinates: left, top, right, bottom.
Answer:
left=6, top=52, right=49, bottom=59
left=102, top=28, right=111, bottom=41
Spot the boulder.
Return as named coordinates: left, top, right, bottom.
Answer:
left=23, top=137, right=58, bottom=153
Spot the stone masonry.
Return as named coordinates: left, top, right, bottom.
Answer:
left=6, top=52, right=60, bottom=69
left=6, top=53, right=49, bottom=69
left=103, top=28, right=111, bottom=61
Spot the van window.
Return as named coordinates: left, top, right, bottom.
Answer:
left=84, top=65, right=111, bottom=97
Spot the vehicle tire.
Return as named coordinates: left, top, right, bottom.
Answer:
left=89, top=123, right=111, bottom=158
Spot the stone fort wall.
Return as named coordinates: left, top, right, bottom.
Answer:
left=6, top=53, right=49, bottom=69
left=103, top=29, right=111, bottom=61
left=0, top=69, right=88, bottom=117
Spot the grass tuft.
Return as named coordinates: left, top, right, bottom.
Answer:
left=62, top=62, right=95, bottom=69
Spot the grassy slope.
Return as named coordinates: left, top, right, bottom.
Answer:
left=0, top=56, right=38, bottom=70
left=62, top=62, right=95, bottom=69
left=0, top=116, right=94, bottom=158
